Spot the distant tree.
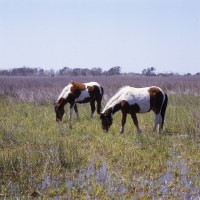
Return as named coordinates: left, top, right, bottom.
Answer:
left=71, top=68, right=81, bottom=76
left=58, top=67, right=72, bottom=75
left=142, top=67, right=156, bottom=76
left=0, top=67, right=45, bottom=76
left=196, top=72, right=200, bottom=76
left=142, top=69, right=146, bottom=75
left=38, top=68, right=44, bottom=76
left=0, top=70, right=9, bottom=76
left=184, top=73, right=192, bottom=76
left=91, top=67, right=102, bottom=76
left=105, top=66, right=121, bottom=75
left=49, top=69, right=55, bottom=76
left=80, top=68, right=89, bottom=76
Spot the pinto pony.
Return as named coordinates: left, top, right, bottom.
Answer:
left=54, top=81, right=104, bottom=122
left=100, top=86, right=168, bottom=133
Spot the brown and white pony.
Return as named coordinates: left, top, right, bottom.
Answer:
left=100, top=86, right=168, bottom=133
left=54, top=81, right=104, bottom=122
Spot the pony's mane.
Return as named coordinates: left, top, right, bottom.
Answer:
left=103, top=86, right=130, bottom=111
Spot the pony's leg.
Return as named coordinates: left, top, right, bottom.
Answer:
left=90, top=99, right=95, bottom=118
left=96, top=96, right=102, bottom=114
left=130, top=112, right=141, bottom=133
left=120, top=111, right=127, bottom=133
left=68, top=102, right=75, bottom=121
left=74, top=104, right=80, bottom=119
left=153, top=113, right=162, bottom=132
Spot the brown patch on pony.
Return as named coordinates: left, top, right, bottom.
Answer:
left=103, top=107, right=113, bottom=116
left=87, top=85, right=103, bottom=114
left=87, top=85, right=98, bottom=98
left=56, top=97, right=67, bottom=108
left=130, top=103, right=140, bottom=113
left=121, top=100, right=141, bottom=130
left=100, top=107, right=113, bottom=132
left=148, top=87, right=164, bottom=114
left=71, top=81, right=86, bottom=90
left=70, top=81, right=86, bottom=98
left=54, top=97, right=67, bottom=121
left=65, top=93, right=76, bottom=107
left=121, top=100, right=140, bottom=114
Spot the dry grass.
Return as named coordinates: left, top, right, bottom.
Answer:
left=0, top=75, right=200, bottom=103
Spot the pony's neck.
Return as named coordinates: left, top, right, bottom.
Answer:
left=104, top=103, right=121, bottom=116
left=57, top=97, right=68, bottom=107
left=112, top=103, right=121, bottom=114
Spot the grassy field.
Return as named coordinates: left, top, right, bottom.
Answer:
left=0, top=75, right=200, bottom=199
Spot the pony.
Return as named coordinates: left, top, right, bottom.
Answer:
left=100, top=86, right=168, bottom=133
left=54, top=81, right=104, bottom=122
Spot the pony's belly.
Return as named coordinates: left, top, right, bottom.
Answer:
left=138, top=103, right=150, bottom=113
left=128, top=96, right=150, bottom=113
left=76, top=97, right=91, bottom=104
left=138, top=108, right=150, bottom=113
left=75, top=90, right=90, bottom=102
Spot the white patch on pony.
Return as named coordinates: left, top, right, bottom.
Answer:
left=120, top=126, right=124, bottom=133
left=102, top=87, right=126, bottom=113
left=57, top=84, right=72, bottom=100
left=75, top=89, right=90, bottom=102
left=153, top=113, right=162, bottom=131
left=102, top=86, right=151, bottom=113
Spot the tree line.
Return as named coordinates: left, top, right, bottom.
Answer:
left=0, top=66, right=121, bottom=76
left=0, top=66, right=200, bottom=76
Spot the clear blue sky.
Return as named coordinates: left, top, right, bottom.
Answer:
left=0, top=0, right=200, bottom=74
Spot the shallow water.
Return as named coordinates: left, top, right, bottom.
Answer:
left=35, top=158, right=199, bottom=199
left=4, top=155, right=200, bottom=199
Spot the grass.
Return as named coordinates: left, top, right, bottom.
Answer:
left=0, top=75, right=200, bottom=199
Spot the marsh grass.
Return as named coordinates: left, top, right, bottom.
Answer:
left=0, top=75, right=200, bottom=198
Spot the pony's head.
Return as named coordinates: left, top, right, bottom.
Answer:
left=54, top=101, right=65, bottom=122
left=100, top=113, right=113, bottom=132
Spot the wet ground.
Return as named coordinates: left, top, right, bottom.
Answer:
left=5, top=149, right=200, bottom=199
left=34, top=158, right=200, bottom=199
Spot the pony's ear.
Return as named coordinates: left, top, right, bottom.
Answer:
left=54, top=101, right=59, bottom=106
left=71, top=80, right=75, bottom=85
left=54, top=101, right=61, bottom=109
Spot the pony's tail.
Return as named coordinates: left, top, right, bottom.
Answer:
left=160, top=93, right=168, bottom=129
left=101, top=86, right=104, bottom=99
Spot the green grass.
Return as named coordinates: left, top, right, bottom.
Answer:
left=0, top=94, right=200, bottom=199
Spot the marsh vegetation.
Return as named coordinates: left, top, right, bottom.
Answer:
left=0, top=75, right=199, bottom=199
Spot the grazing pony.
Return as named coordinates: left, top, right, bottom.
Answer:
left=100, top=86, right=168, bottom=133
left=54, top=81, right=104, bottom=122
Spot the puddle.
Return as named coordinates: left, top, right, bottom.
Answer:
left=35, top=159, right=199, bottom=199
left=64, top=161, right=126, bottom=197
